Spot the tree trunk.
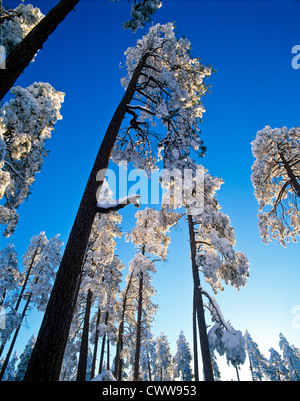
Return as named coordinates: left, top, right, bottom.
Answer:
left=279, top=152, right=300, bottom=198
left=76, top=289, right=93, bottom=382
left=98, top=312, right=109, bottom=375
left=106, top=337, right=110, bottom=371
left=0, top=294, right=31, bottom=381
left=15, top=239, right=44, bottom=312
left=147, top=352, right=152, bottom=381
left=90, top=307, right=101, bottom=379
left=24, top=53, right=148, bottom=382
left=193, top=289, right=199, bottom=381
left=133, top=271, right=143, bottom=381
left=114, top=272, right=134, bottom=381
left=187, top=214, right=214, bottom=382
left=0, top=0, right=80, bottom=101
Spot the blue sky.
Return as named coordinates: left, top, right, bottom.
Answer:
left=1, top=0, right=300, bottom=380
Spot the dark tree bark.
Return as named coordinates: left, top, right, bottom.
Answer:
left=187, top=214, right=214, bottom=382
left=76, top=289, right=93, bottom=382
left=90, top=307, right=101, bottom=379
left=0, top=0, right=80, bottom=101
left=24, top=53, right=149, bottom=382
left=0, top=239, right=43, bottom=359
left=98, top=312, right=109, bottom=375
left=133, top=271, right=143, bottom=381
left=279, top=152, right=300, bottom=198
left=114, top=272, right=134, bottom=381
left=193, top=289, right=199, bottom=381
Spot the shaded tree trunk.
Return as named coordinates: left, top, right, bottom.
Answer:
left=98, top=312, right=109, bottom=375
left=133, top=271, right=143, bottom=381
left=24, top=53, right=149, bottom=382
left=187, top=214, right=214, bottom=382
left=114, top=272, right=134, bottom=381
left=90, top=307, right=101, bottom=379
left=76, top=289, right=93, bottom=381
left=193, top=289, right=199, bottom=381
left=0, top=0, right=80, bottom=101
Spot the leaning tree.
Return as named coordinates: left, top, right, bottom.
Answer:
left=251, top=125, right=300, bottom=246
left=0, top=0, right=161, bottom=101
left=24, top=22, right=211, bottom=381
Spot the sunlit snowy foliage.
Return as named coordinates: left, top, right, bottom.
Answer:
left=251, top=126, right=300, bottom=246
left=0, top=83, right=64, bottom=236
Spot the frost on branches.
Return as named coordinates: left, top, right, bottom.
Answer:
left=162, top=165, right=250, bottom=294
left=0, top=82, right=65, bottom=236
left=110, top=0, right=162, bottom=32
left=112, top=22, right=211, bottom=173
left=0, top=3, right=44, bottom=59
left=193, top=173, right=250, bottom=294
left=251, top=126, right=300, bottom=246
left=206, top=296, right=246, bottom=372
left=173, top=331, right=193, bottom=381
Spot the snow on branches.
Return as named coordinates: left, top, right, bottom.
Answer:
left=251, top=126, right=300, bottom=246
left=193, top=173, right=249, bottom=294
left=0, top=82, right=65, bottom=236
left=206, top=295, right=246, bottom=371
left=112, top=22, right=211, bottom=172
left=0, top=3, right=44, bottom=58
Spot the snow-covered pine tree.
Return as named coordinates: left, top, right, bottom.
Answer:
left=0, top=0, right=79, bottom=101
left=14, top=335, right=36, bottom=381
left=279, top=333, right=300, bottom=381
left=139, top=330, right=158, bottom=381
left=0, top=243, right=21, bottom=306
left=126, top=207, right=178, bottom=381
left=244, top=330, right=269, bottom=381
left=0, top=233, right=62, bottom=381
left=162, top=165, right=249, bottom=381
left=267, top=347, right=289, bottom=381
left=155, top=332, right=173, bottom=381
left=26, top=21, right=211, bottom=381
left=251, top=126, right=300, bottom=246
left=0, top=82, right=65, bottom=237
left=193, top=172, right=250, bottom=295
left=1, top=233, right=46, bottom=359
left=0, top=0, right=161, bottom=101
left=173, top=331, right=193, bottom=381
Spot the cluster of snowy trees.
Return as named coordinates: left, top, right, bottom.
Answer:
left=0, top=0, right=299, bottom=382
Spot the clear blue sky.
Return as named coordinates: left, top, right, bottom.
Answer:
left=1, top=0, right=300, bottom=380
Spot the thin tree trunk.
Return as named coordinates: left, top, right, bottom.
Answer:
left=133, top=271, right=143, bottom=381
left=106, top=337, right=110, bottom=371
left=235, top=366, right=240, bottom=381
left=0, top=0, right=80, bottom=101
left=24, top=53, right=149, bottom=382
left=147, top=352, right=152, bottom=381
left=193, top=289, right=199, bottom=381
left=114, top=272, right=134, bottom=381
left=0, top=294, right=31, bottom=381
left=76, top=289, right=93, bottom=382
left=98, top=312, right=109, bottom=375
left=15, top=239, right=44, bottom=312
left=279, top=152, right=300, bottom=198
left=90, top=307, right=101, bottom=379
left=0, top=240, right=43, bottom=359
left=187, top=214, right=214, bottom=382
left=98, top=333, right=106, bottom=375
